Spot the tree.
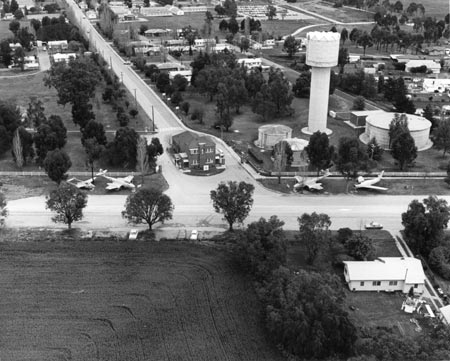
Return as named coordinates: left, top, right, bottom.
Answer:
left=338, top=47, right=349, bottom=74
left=10, top=0, right=19, bottom=14
left=366, top=137, right=383, bottom=161
left=236, top=216, right=287, bottom=279
left=0, top=40, right=12, bottom=67
left=81, top=120, right=107, bottom=146
left=391, top=131, right=417, bottom=170
left=228, top=16, right=239, bottom=34
left=15, top=126, right=34, bottom=164
left=181, top=101, right=190, bottom=115
left=156, top=72, right=170, bottom=93
left=283, top=35, right=300, bottom=58
left=14, top=9, right=24, bottom=20
left=357, top=32, right=373, bottom=55
left=122, top=188, right=174, bottom=230
left=146, top=137, right=163, bottom=169
left=11, top=128, right=23, bottom=168
left=402, top=196, right=450, bottom=256
left=336, top=137, right=368, bottom=179
left=46, top=182, right=88, bottom=229
left=267, top=69, right=293, bottom=115
left=292, top=71, right=311, bottom=98
left=43, top=149, right=72, bottom=184
left=83, top=138, right=104, bottom=182
left=388, top=113, right=409, bottom=148
left=26, top=97, right=46, bottom=128
left=297, top=212, right=331, bottom=265
left=433, top=121, right=450, bottom=157
left=352, top=96, right=365, bottom=110
left=136, top=136, right=149, bottom=183
left=341, top=28, right=349, bottom=44
left=172, top=74, right=188, bottom=92
left=305, top=131, right=335, bottom=175
left=252, top=83, right=277, bottom=121
left=129, top=108, right=139, bottom=119
left=239, top=37, right=250, bottom=53
left=9, top=20, right=20, bottom=36
left=345, top=233, right=375, bottom=260
left=72, top=99, right=96, bottom=129
left=33, top=115, right=67, bottom=163
left=210, top=181, right=255, bottom=231
left=266, top=5, right=276, bottom=20
left=106, top=127, right=139, bottom=169
left=13, top=46, right=25, bottom=71
left=260, top=267, right=357, bottom=359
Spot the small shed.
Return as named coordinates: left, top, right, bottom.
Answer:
left=256, top=124, right=292, bottom=149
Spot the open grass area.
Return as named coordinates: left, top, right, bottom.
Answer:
left=0, top=240, right=283, bottom=361
left=0, top=68, right=155, bottom=172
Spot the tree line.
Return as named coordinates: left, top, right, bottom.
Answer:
left=0, top=55, right=163, bottom=185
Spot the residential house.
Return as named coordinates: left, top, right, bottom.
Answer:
left=172, top=131, right=224, bottom=170
left=343, top=257, right=425, bottom=294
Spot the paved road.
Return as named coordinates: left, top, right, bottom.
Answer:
left=5, top=0, right=438, bottom=239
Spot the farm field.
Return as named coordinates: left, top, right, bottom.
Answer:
left=0, top=241, right=283, bottom=361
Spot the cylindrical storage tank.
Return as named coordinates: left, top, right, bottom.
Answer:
left=304, top=32, right=340, bottom=135
left=362, top=113, right=432, bottom=151
left=256, top=124, right=292, bottom=148
left=306, top=32, right=340, bottom=68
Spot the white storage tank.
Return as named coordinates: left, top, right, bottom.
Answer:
left=361, top=112, right=432, bottom=151
left=256, top=124, right=292, bottom=149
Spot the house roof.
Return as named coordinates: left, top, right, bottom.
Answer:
left=172, top=131, right=214, bottom=151
left=406, top=59, right=441, bottom=69
left=344, top=257, right=425, bottom=284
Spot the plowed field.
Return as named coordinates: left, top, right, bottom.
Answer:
left=0, top=241, right=283, bottom=361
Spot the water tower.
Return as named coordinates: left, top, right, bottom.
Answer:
left=302, top=31, right=340, bottom=135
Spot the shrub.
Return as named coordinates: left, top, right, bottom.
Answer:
left=337, top=227, right=353, bottom=244
left=428, top=246, right=450, bottom=279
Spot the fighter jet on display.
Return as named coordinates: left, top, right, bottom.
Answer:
left=293, top=169, right=331, bottom=191
left=354, top=171, right=388, bottom=191
left=96, top=169, right=135, bottom=191
left=67, top=176, right=97, bottom=190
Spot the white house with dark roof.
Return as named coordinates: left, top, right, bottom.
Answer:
left=343, top=257, right=425, bottom=294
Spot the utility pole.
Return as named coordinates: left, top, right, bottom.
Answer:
left=152, top=105, right=155, bottom=131
left=134, top=89, right=137, bottom=108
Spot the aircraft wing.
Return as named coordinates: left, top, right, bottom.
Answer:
left=356, top=185, right=388, bottom=191
left=105, top=182, right=121, bottom=191
left=122, top=175, right=134, bottom=183
left=305, top=182, right=323, bottom=191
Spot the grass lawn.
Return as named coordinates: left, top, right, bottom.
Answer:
left=286, top=229, right=424, bottom=338
left=0, top=68, right=155, bottom=172
left=0, top=240, right=283, bottom=361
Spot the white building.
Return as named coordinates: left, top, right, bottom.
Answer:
left=343, top=257, right=426, bottom=294
left=53, top=53, right=77, bottom=63
left=48, top=40, right=68, bottom=50
left=169, top=69, right=192, bottom=83
left=422, top=78, right=450, bottom=93
left=237, top=57, right=262, bottom=69
left=405, top=59, right=441, bottom=74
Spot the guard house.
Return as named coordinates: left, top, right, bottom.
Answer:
left=172, top=131, right=225, bottom=170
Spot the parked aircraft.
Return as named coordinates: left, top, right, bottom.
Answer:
left=293, top=169, right=331, bottom=191
left=96, top=169, right=135, bottom=191
left=355, top=171, right=388, bottom=191
left=67, top=176, right=97, bottom=190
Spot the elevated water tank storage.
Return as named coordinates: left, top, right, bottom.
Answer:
left=256, top=124, right=292, bottom=148
left=360, top=112, right=432, bottom=151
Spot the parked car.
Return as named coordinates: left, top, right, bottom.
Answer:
left=365, top=221, right=383, bottom=229
left=123, top=60, right=131, bottom=65
left=129, top=229, right=139, bottom=240
left=189, top=230, right=198, bottom=240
